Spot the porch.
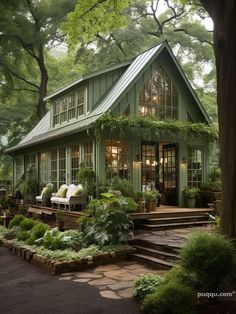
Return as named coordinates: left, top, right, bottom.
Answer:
left=27, top=204, right=214, bottom=231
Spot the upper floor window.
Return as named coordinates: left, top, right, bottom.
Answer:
left=138, top=66, right=178, bottom=120
left=53, top=87, right=87, bottom=127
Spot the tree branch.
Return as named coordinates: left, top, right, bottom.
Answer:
left=0, top=62, right=40, bottom=90
left=0, top=82, right=39, bottom=93
left=174, top=28, right=213, bottom=46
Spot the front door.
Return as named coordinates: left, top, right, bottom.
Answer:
left=162, top=144, right=178, bottom=205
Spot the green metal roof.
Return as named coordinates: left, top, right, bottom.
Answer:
left=6, top=41, right=211, bottom=154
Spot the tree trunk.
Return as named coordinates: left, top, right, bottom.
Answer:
left=37, top=45, right=48, bottom=119
left=201, top=1, right=236, bottom=237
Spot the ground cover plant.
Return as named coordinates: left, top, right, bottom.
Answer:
left=1, top=205, right=133, bottom=264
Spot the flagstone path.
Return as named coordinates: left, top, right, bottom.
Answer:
left=58, top=260, right=166, bottom=300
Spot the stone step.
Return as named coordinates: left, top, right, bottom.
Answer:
left=131, top=253, right=176, bottom=270
left=129, top=238, right=181, bottom=254
left=133, top=245, right=179, bottom=262
left=146, top=215, right=208, bottom=225
left=141, top=220, right=211, bottom=230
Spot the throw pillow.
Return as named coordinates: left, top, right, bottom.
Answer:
left=56, top=187, right=68, bottom=198
left=71, top=185, right=84, bottom=197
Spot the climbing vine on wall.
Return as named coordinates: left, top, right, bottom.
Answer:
left=91, top=114, right=218, bottom=142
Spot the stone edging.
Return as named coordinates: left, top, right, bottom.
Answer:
left=1, top=240, right=136, bottom=275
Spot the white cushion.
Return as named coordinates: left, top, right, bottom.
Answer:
left=36, top=196, right=42, bottom=201
left=51, top=197, right=63, bottom=202
left=57, top=197, right=69, bottom=204
left=66, top=184, right=76, bottom=199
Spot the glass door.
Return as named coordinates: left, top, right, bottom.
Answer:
left=162, top=144, right=178, bottom=205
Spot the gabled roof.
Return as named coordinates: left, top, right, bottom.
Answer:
left=6, top=41, right=210, bottom=154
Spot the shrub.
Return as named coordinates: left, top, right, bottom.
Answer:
left=142, top=281, right=197, bottom=314
left=36, top=228, right=72, bottom=250
left=8, top=215, right=25, bottom=228
left=110, top=176, right=135, bottom=198
left=3, top=226, right=20, bottom=240
left=133, top=273, right=164, bottom=300
left=79, top=197, right=133, bottom=246
left=164, top=266, right=197, bottom=289
left=17, top=230, right=31, bottom=241
left=27, top=223, right=50, bottom=245
left=20, top=218, right=39, bottom=231
left=180, top=232, right=236, bottom=291
left=63, top=230, right=84, bottom=247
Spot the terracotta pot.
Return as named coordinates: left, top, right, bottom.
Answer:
left=136, top=198, right=145, bottom=212
left=187, top=198, right=196, bottom=208
left=146, top=201, right=156, bottom=212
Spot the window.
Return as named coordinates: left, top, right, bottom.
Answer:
left=71, top=145, right=80, bottom=184
left=83, top=142, right=93, bottom=168
left=77, top=88, right=86, bottom=117
left=51, top=150, right=58, bottom=189
left=39, top=152, right=47, bottom=186
left=105, top=140, right=130, bottom=180
left=53, top=87, right=86, bottom=127
left=138, top=65, right=178, bottom=119
left=59, top=148, right=66, bottom=187
left=15, top=155, right=24, bottom=183
left=142, top=144, right=158, bottom=190
left=187, top=147, right=203, bottom=187
left=24, top=154, right=36, bottom=172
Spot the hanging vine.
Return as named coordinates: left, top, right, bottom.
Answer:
left=90, top=114, right=218, bottom=142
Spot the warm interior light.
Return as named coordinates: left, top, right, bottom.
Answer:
left=160, top=157, right=163, bottom=163
left=152, top=161, right=157, bottom=166
left=146, top=159, right=150, bottom=165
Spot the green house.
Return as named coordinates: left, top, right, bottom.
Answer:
left=6, top=41, right=213, bottom=207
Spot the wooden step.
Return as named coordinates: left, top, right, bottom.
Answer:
left=131, top=253, right=176, bottom=270
left=141, top=220, right=211, bottom=230
left=146, top=215, right=208, bottom=225
left=131, top=209, right=214, bottom=220
left=133, top=245, right=179, bottom=262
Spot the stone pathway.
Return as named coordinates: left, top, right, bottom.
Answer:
left=59, top=261, right=166, bottom=300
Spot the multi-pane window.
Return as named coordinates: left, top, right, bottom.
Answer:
left=51, top=150, right=58, bottom=189
left=39, top=152, right=47, bottom=186
left=15, top=155, right=24, bottom=183
left=84, top=142, right=93, bottom=168
left=187, top=147, right=203, bottom=187
left=24, top=154, right=36, bottom=172
left=77, top=88, right=86, bottom=117
left=142, top=144, right=158, bottom=191
left=53, top=87, right=86, bottom=127
left=71, top=145, right=80, bottom=184
left=59, top=148, right=66, bottom=187
left=138, top=65, right=178, bottom=119
left=105, top=140, right=130, bottom=180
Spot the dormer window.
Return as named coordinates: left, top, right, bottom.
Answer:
left=138, top=65, right=178, bottom=119
left=53, top=86, right=87, bottom=127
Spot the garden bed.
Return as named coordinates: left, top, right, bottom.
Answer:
left=1, top=239, right=135, bottom=274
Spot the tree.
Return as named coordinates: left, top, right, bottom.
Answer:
left=0, top=0, right=77, bottom=118
left=198, top=0, right=236, bottom=237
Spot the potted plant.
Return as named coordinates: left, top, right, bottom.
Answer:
left=18, top=166, right=38, bottom=203
left=78, top=163, right=96, bottom=197
left=144, top=191, right=161, bottom=212
left=42, top=183, right=54, bottom=207
left=55, top=209, right=65, bottom=231
left=135, top=191, right=145, bottom=212
left=183, top=186, right=200, bottom=208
